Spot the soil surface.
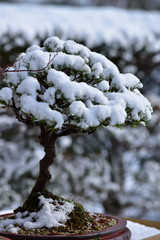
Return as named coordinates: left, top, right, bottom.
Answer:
left=1, top=213, right=117, bottom=236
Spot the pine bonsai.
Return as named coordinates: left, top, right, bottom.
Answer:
left=0, top=37, right=152, bottom=234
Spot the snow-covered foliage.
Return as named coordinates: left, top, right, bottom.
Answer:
left=0, top=195, right=74, bottom=233
left=1, top=4, right=160, bottom=94
left=0, top=37, right=152, bottom=134
left=5, top=0, right=160, bottom=10
left=1, top=4, right=160, bottom=51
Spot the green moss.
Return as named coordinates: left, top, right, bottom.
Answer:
left=13, top=190, right=117, bottom=236
left=14, top=190, right=91, bottom=226
left=14, top=189, right=54, bottom=213
left=66, top=201, right=93, bottom=232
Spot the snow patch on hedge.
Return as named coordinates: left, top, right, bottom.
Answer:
left=0, top=4, right=160, bottom=52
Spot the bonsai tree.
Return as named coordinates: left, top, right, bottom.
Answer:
left=0, top=37, right=152, bottom=235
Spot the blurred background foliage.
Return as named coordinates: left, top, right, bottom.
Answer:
left=0, top=0, right=160, bottom=221
left=1, top=0, right=160, bottom=10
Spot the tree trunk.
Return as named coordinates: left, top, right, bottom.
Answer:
left=30, top=127, right=58, bottom=194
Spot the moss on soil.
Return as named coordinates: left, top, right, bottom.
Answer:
left=14, top=189, right=57, bottom=213
left=12, top=190, right=117, bottom=235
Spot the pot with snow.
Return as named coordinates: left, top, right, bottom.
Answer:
left=0, top=37, right=152, bottom=239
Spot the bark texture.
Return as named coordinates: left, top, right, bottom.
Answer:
left=31, top=127, right=58, bottom=194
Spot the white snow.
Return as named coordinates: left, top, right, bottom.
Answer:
left=0, top=87, right=13, bottom=104
left=21, top=50, right=52, bottom=71
left=110, top=104, right=127, bottom=125
left=127, top=221, right=160, bottom=240
left=5, top=69, right=28, bottom=86
left=69, top=101, right=87, bottom=117
left=97, top=81, right=110, bottom=92
left=44, top=36, right=64, bottom=52
left=23, top=196, right=74, bottom=229
left=20, top=95, right=64, bottom=128
left=0, top=36, right=152, bottom=131
left=42, top=87, right=57, bottom=105
left=111, top=73, right=143, bottom=90
left=16, top=76, right=40, bottom=97
left=1, top=4, right=160, bottom=53
left=106, top=87, right=152, bottom=122
left=51, top=52, right=90, bottom=73
left=0, top=3, right=155, bottom=131
left=0, top=209, right=160, bottom=239
left=92, top=62, right=103, bottom=78
left=0, top=196, right=74, bottom=233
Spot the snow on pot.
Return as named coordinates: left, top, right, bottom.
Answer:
left=0, top=212, right=131, bottom=240
left=0, top=37, right=152, bottom=239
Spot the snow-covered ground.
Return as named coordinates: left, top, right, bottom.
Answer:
left=0, top=210, right=160, bottom=240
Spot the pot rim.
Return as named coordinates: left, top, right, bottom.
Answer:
left=0, top=212, right=127, bottom=239
left=0, top=235, right=11, bottom=240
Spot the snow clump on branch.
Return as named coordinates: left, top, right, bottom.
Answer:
left=0, top=37, right=152, bottom=133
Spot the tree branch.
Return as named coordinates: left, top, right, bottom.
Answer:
left=0, top=53, right=58, bottom=76
left=11, top=97, right=33, bottom=126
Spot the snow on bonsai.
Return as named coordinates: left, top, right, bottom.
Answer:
left=0, top=37, right=152, bottom=235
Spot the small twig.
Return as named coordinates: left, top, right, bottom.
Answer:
left=0, top=53, right=58, bottom=76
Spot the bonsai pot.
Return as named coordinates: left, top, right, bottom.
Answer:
left=0, top=236, right=11, bottom=240
left=0, top=213, right=131, bottom=240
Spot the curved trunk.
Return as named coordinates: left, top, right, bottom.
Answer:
left=31, top=127, right=58, bottom=194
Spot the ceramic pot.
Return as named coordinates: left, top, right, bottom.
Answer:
left=0, top=235, right=11, bottom=240
left=0, top=213, right=131, bottom=240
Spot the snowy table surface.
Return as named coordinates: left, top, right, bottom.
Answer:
left=0, top=210, right=160, bottom=240
left=127, top=220, right=160, bottom=239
